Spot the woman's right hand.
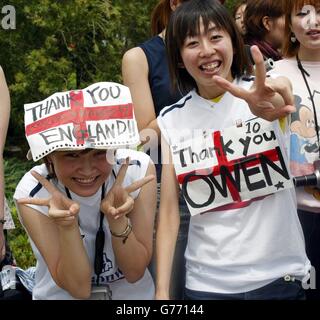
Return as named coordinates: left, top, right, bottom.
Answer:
left=17, top=171, right=80, bottom=228
left=212, top=45, right=296, bottom=121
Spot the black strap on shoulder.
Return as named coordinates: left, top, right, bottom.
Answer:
left=29, top=174, right=53, bottom=197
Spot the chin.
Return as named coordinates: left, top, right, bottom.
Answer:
left=75, top=189, right=99, bottom=197
left=69, top=182, right=102, bottom=197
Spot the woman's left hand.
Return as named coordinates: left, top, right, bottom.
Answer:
left=212, top=45, right=296, bottom=121
left=100, top=158, right=155, bottom=221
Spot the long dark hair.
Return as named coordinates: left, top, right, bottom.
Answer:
left=151, top=0, right=189, bottom=36
left=165, top=0, right=248, bottom=95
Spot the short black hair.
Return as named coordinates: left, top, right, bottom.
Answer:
left=165, top=0, right=248, bottom=95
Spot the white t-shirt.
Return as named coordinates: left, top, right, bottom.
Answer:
left=157, top=78, right=310, bottom=294
left=271, top=58, right=320, bottom=213
left=14, top=149, right=155, bottom=300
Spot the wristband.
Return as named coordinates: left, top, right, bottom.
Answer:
left=0, top=219, right=6, bottom=225
left=110, top=218, right=132, bottom=244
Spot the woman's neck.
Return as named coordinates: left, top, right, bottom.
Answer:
left=198, top=74, right=234, bottom=100
left=198, top=86, right=226, bottom=100
left=159, top=29, right=166, bottom=39
left=298, top=47, right=320, bottom=62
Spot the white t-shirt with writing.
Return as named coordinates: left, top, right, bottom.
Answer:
left=14, top=149, right=154, bottom=300
left=157, top=78, right=310, bottom=294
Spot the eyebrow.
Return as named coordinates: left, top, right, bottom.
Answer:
left=186, top=25, right=219, bottom=37
left=207, top=25, right=218, bottom=32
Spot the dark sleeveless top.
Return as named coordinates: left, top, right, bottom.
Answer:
left=139, top=36, right=183, bottom=181
left=139, top=36, right=183, bottom=116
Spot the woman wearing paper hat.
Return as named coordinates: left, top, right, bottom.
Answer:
left=0, top=66, right=15, bottom=266
left=13, top=82, right=157, bottom=300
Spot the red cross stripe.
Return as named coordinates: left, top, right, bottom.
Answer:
left=177, top=130, right=280, bottom=203
left=25, top=90, right=133, bottom=145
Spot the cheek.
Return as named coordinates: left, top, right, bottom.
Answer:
left=180, top=50, right=192, bottom=67
left=51, top=159, right=76, bottom=181
left=291, top=19, right=304, bottom=35
left=97, top=160, right=112, bottom=176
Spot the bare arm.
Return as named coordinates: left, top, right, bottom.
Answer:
left=0, top=66, right=10, bottom=261
left=101, top=161, right=157, bottom=283
left=122, top=48, right=160, bottom=139
left=17, top=173, right=91, bottom=299
left=155, top=140, right=180, bottom=300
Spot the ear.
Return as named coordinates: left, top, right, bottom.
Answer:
left=262, top=16, right=271, bottom=31
left=170, top=0, right=180, bottom=11
left=178, top=61, right=185, bottom=68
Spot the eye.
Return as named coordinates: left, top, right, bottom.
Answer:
left=210, top=34, right=222, bottom=41
left=64, top=152, right=80, bottom=158
left=95, top=150, right=106, bottom=158
left=185, top=39, right=198, bottom=47
left=297, top=10, right=309, bottom=16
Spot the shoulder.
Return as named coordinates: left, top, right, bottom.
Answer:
left=0, top=65, right=6, bottom=82
left=122, top=47, right=148, bottom=68
left=271, top=58, right=296, bottom=75
left=158, top=92, right=194, bottom=120
left=122, top=47, right=148, bottom=73
left=14, top=164, right=49, bottom=200
left=123, top=47, right=146, bottom=61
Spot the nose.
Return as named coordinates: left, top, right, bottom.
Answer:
left=199, top=39, right=216, bottom=58
left=303, top=5, right=320, bottom=28
left=78, top=157, right=94, bottom=175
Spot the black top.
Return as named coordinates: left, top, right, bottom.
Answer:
left=139, top=36, right=183, bottom=116
left=139, top=36, right=184, bottom=181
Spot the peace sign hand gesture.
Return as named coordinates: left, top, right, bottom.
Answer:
left=212, top=45, right=296, bottom=122
left=100, top=158, right=155, bottom=222
left=17, top=171, right=80, bottom=228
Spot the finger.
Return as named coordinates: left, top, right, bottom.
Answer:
left=31, top=171, right=57, bottom=194
left=54, top=216, right=76, bottom=222
left=61, top=196, right=80, bottom=213
left=250, top=45, right=266, bottom=89
left=101, top=201, right=117, bottom=216
left=114, top=157, right=130, bottom=186
left=271, top=77, right=295, bottom=107
left=69, top=202, right=80, bottom=215
left=115, top=197, right=134, bottom=216
left=212, top=76, right=250, bottom=100
left=137, top=136, right=150, bottom=149
left=257, top=105, right=295, bottom=122
left=48, top=209, right=74, bottom=219
left=17, top=197, right=50, bottom=206
left=125, top=174, right=155, bottom=193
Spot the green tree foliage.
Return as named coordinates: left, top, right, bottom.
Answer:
left=0, top=0, right=157, bottom=145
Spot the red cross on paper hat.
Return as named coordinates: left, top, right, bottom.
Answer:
left=24, top=82, right=140, bottom=161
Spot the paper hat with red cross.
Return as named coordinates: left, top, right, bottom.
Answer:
left=24, top=82, right=140, bottom=161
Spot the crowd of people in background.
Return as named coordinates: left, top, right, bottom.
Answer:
left=1, top=0, right=320, bottom=300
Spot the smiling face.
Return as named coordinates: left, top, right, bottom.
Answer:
left=180, top=19, right=234, bottom=99
left=291, top=4, right=320, bottom=59
left=48, top=149, right=112, bottom=197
